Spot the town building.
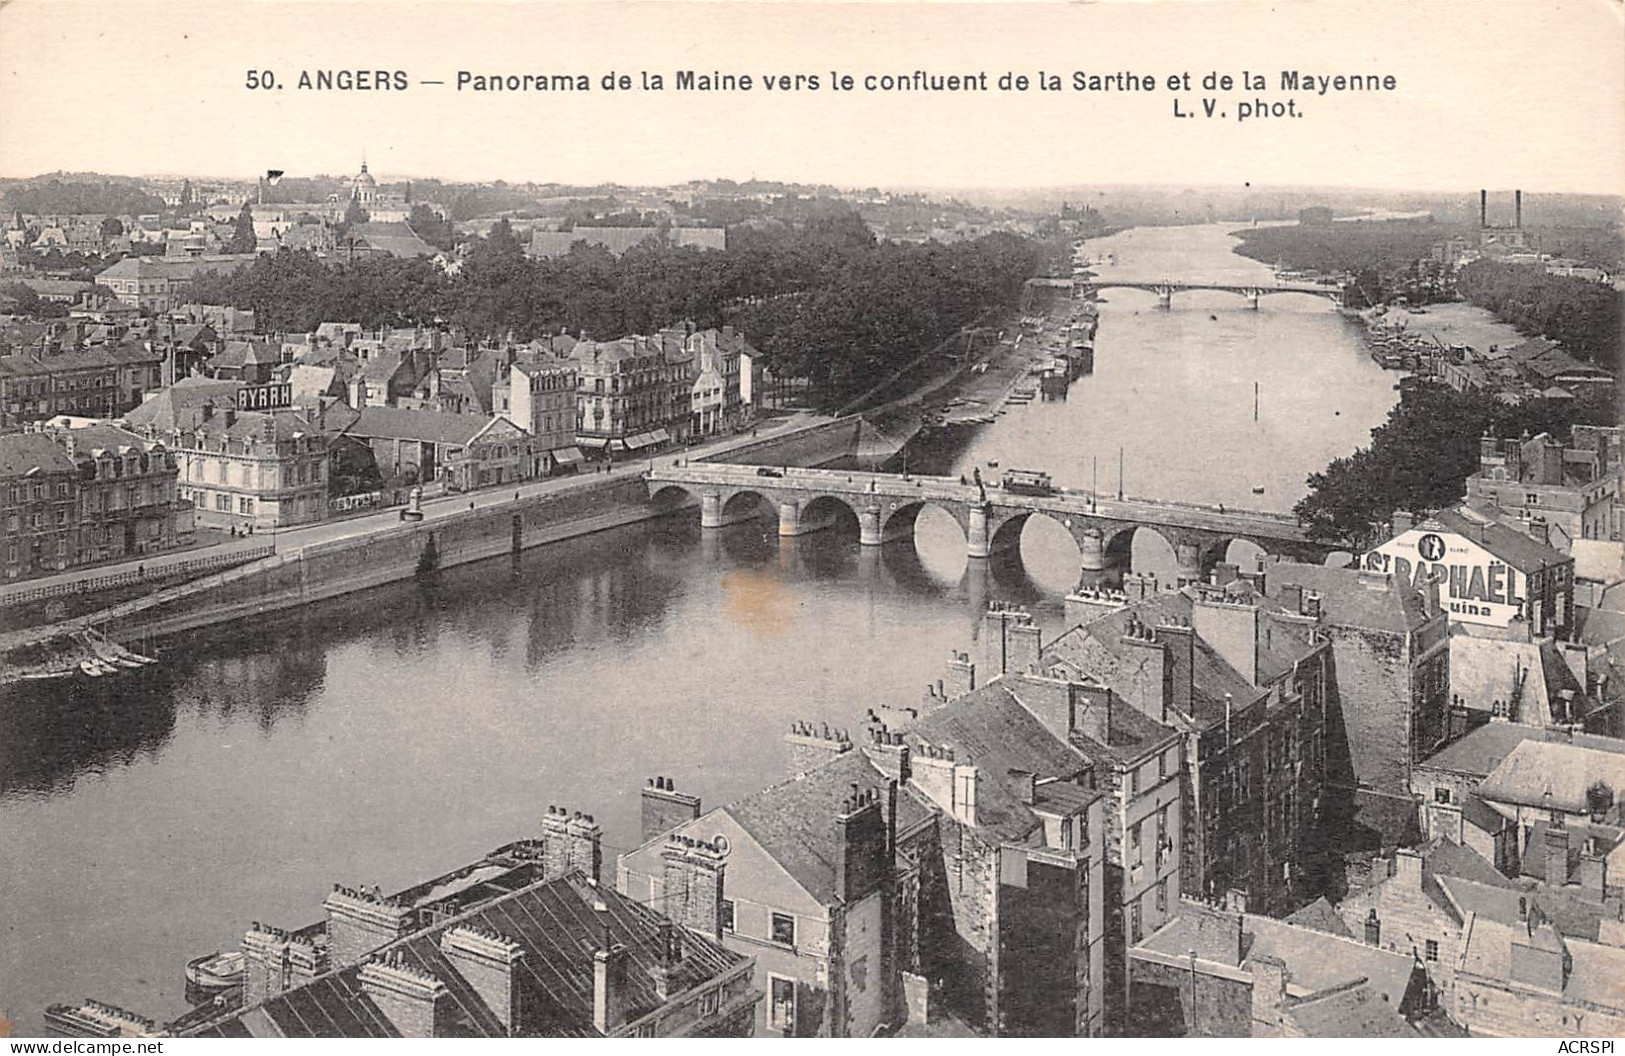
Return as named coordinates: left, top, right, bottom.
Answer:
left=345, top=407, right=538, bottom=491
left=0, top=337, right=165, bottom=431
left=1126, top=896, right=1430, bottom=1037
left=493, top=356, right=580, bottom=472
left=573, top=336, right=674, bottom=455
left=1467, top=431, right=1619, bottom=550
left=619, top=751, right=925, bottom=1038
left=125, top=382, right=329, bottom=531
left=1, top=432, right=82, bottom=579
left=48, top=423, right=180, bottom=564
left=1451, top=911, right=1625, bottom=1036
left=97, top=254, right=258, bottom=313
left=1034, top=580, right=1336, bottom=915
left=1363, top=506, right=1575, bottom=640
left=1262, top=562, right=1451, bottom=840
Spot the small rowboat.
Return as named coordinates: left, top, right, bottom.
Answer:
left=186, top=950, right=247, bottom=991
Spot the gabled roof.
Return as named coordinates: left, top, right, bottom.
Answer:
left=1282, top=982, right=1419, bottom=1038
left=905, top=682, right=1096, bottom=841
left=1267, top=563, right=1433, bottom=636
left=725, top=749, right=934, bottom=905
left=1283, top=896, right=1356, bottom=939
left=1418, top=721, right=1625, bottom=778
left=123, top=377, right=244, bottom=432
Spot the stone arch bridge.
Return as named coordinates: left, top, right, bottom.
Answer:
left=1078, top=280, right=1344, bottom=310
left=647, top=463, right=1341, bottom=585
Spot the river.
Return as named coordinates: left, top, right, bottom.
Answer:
left=0, top=222, right=1400, bottom=1034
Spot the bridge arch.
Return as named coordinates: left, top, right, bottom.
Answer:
left=721, top=488, right=777, bottom=522
left=881, top=499, right=970, bottom=543
left=650, top=483, right=696, bottom=512
left=987, top=509, right=1083, bottom=563
left=798, top=494, right=863, bottom=533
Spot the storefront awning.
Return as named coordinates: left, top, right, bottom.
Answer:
left=576, top=436, right=609, bottom=449
left=650, top=428, right=671, bottom=444
left=624, top=432, right=654, bottom=450
left=552, top=446, right=586, bottom=465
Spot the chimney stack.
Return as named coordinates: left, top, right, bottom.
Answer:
left=834, top=784, right=890, bottom=903
left=640, top=777, right=701, bottom=844
left=784, top=720, right=852, bottom=778
left=1515, top=189, right=1522, bottom=229
left=323, top=885, right=414, bottom=968
left=592, top=903, right=630, bottom=1035
left=1480, top=189, right=1488, bottom=228
left=540, top=806, right=603, bottom=883
left=359, top=953, right=450, bottom=1038
left=661, top=835, right=728, bottom=939
left=440, top=925, right=526, bottom=1035
left=1545, top=826, right=1571, bottom=887
left=1249, top=954, right=1290, bottom=1037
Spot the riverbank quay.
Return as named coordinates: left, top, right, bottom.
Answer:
left=0, top=412, right=877, bottom=680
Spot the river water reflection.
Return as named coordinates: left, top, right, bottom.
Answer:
left=0, top=221, right=1400, bottom=1033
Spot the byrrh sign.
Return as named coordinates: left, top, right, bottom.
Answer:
left=1361, top=525, right=1525, bottom=627
left=235, top=382, right=292, bottom=411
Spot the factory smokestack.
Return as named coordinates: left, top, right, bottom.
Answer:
left=1480, top=189, right=1488, bottom=228
left=1515, top=189, right=1522, bottom=229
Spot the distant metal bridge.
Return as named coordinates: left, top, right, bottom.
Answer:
left=1077, top=279, right=1344, bottom=309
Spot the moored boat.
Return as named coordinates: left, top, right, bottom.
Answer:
left=186, top=950, right=246, bottom=992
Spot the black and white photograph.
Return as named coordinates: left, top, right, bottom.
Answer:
left=0, top=0, right=1622, bottom=1041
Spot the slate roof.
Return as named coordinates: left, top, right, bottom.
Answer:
left=1042, top=591, right=1275, bottom=730
left=1477, top=739, right=1625, bottom=813
left=726, top=749, right=934, bottom=905
left=186, top=872, right=746, bottom=1038
left=1283, top=983, right=1419, bottom=1038
left=1418, top=721, right=1625, bottom=778
left=1447, top=635, right=1586, bottom=727
left=123, top=377, right=243, bottom=432
left=904, top=682, right=1096, bottom=841
left=1283, top=896, right=1356, bottom=939
left=347, top=407, right=502, bottom=446
left=351, top=221, right=436, bottom=259
left=1424, top=506, right=1567, bottom=575
left=1268, top=563, right=1432, bottom=636
left=0, top=432, right=78, bottom=478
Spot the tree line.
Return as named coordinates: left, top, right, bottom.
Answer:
left=1456, top=261, right=1621, bottom=367
left=3, top=178, right=168, bottom=217
left=1294, top=381, right=1618, bottom=547
left=186, top=207, right=1047, bottom=408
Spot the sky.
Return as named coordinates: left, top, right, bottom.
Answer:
left=1, top=0, right=1622, bottom=195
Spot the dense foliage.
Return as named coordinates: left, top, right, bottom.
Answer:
left=3, top=178, right=167, bottom=217
left=187, top=207, right=1046, bottom=408
left=1456, top=261, right=1622, bottom=367
left=1230, top=220, right=1467, bottom=279
left=1295, top=382, right=1618, bottom=546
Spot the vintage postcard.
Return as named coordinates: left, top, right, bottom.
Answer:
left=0, top=0, right=1621, bottom=1042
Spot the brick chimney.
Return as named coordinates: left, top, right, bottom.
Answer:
left=651, top=920, right=682, bottom=1001
left=1394, top=847, right=1424, bottom=890
left=864, top=727, right=910, bottom=783
left=242, top=923, right=298, bottom=1006
left=540, top=806, right=603, bottom=883
left=1577, top=852, right=1606, bottom=902
left=784, top=720, right=852, bottom=777
left=1155, top=615, right=1195, bottom=722
left=359, top=953, right=449, bottom=1037
left=1190, top=902, right=1244, bottom=966
left=1545, top=826, right=1571, bottom=887
left=982, top=602, right=1041, bottom=676
left=641, top=777, right=701, bottom=843
left=835, top=784, right=890, bottom=903
left=1193, top=594, right=1260, bottom=684
left=661, top=835, right=728, bottom=939
left=323, top=885, right=415, bottom=968
left=943, top=650, right=976, bottom=699
left=440, top=925, right=526, bottom=1035
left=1249, top=954, right=1290, bottom=1037
left=1118, top=615, right=1171, bottom=724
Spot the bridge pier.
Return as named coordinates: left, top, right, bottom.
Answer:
left=1076, top=527, right=1109, bottom=588
left=859, top=506, right=913, bottom=546
left=1175, top=541, right=1204, bottom=588
left=700, top=490, right=724, bottom=529
left=778, top=501, right=804, bottom=537
left=966, top=504, right=993, bottom=559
